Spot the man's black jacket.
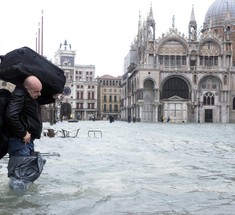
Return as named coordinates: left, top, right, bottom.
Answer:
left=6, top=85, right=55, bottom=140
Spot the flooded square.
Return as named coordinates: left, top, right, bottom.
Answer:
left=0, top=121, right=235, bottom=214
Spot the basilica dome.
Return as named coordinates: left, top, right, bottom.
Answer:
left=203, top=0, right=235, bottom=30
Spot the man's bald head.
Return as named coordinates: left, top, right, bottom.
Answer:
left=23, top=76, right=42, bottom=99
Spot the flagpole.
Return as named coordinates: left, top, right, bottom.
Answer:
left=41, top=10, right=44, bottom=56
left=38, top=22, right=40, bottom=55
left=35, top=32, right=38, bottom=53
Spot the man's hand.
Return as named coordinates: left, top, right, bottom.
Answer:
left=23, top=131, right=31, bottom=144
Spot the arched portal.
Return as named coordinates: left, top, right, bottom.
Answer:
left=161, top=77, right=190, bottom=122
left=199, top=76, right=221, bottom=123
left=162, top=77, right=189, bottom=99
left=142, top=79, right=155, bottom=122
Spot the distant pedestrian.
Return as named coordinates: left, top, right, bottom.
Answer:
left=128, top=115, right=131, bottom=123
left=133, top=115, right=136, bottom=123
left=167, top=116, right=171, bottom=122
left=109, top=115, right=114, bottom=123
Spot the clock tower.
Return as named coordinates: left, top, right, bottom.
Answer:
left=54, top=40, right=97, bottom=121
left=54, top=40, right=76, bottom=66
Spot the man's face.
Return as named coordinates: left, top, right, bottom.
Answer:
left=27, top=85, right=42, bottom=99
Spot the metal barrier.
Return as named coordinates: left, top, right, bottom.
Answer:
left=88, top=129, right=102, bottom=138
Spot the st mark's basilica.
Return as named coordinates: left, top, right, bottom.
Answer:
left=121, top=0, right=235, bottom=123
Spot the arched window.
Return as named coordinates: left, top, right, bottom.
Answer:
left=203, top=92, right=215, bottom=105
left=144, top=80, right=154, bottom=89
left=162, top=77, right=189, bottom=99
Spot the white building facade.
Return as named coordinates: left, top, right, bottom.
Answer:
left=121, top=0, right=235, bottom=123
left=54, top=41, right=97, bottom=120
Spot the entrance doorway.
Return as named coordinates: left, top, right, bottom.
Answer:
left=205, top=109, right=213, bottom=122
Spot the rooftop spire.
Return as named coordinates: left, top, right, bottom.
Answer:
left=189, top=5, right=197, bottom=41
left=147, top=2, right=155, bottom=27
left=190, top=5, right=196, bottom=23
left=147, top=2, right=154, bottom=22
left=225, top=1, right=231, bottom=21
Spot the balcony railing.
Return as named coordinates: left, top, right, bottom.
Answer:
left=135, top=64, right=227, bottom=71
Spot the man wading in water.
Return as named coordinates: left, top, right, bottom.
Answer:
left=6, top=76, right=57, bottom=190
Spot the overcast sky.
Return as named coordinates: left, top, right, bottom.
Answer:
left=0, top=0, right=215, bottom=77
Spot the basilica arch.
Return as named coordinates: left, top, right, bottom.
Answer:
left=198, top=75, right=223, bottom=123
left=160, top=76, right=191, bottom=122
left=142, top=78, right=155, bottom=122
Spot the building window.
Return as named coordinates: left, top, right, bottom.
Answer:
left=209, top=56, right=213, bottom=66
left=224, top=75, right=228, bottom=85
left=114, top=104, right=118, bottom=112
left=104, top=104, right=106, bottom=112
left=76, top=103, right=83, bottom=109
left=214, top=56, right=218, bottom=65
left=203, top=92, right=215, bottom=105
left=165, top=56, right=169, bottom=66
left=109, top=104, right=112, bottom=112
left=88, top=103, right=94, bottom=109
left=176, top=56, right=180, bottom=66
left=205, top=57, right=208, bottom=66
left=233, top=97, right=235, bottom=110
left=104, top=95, right=106, bottom=102
left=159, top=56, right=163, bottom=65
left=109, top=95, right=112, bottom=102
left=199, top=56, right=203, bottom=65
left=170, top=56, right=175, bottom=66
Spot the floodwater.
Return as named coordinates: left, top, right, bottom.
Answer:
left=0, top=121, right=235, bottom=215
